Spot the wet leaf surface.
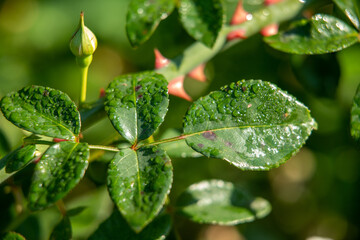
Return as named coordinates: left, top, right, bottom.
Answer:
left=28, top=141, right=89, bottom=210
left=264, top=14, right=359, bottom=54
left=5, top=145, right=36, bottom=173
left=89, top=211, right=171, bottom=240
left=333, top=0, right=360, bottom=30
left=0, top=128, right=10, bottom=158
left=126, top=0, right=175, bottom=47
left=178, top=0, right=224, bottom=48
left=176, top=180, right=271, bottom=225
left=351, top=83, right=360, bottom=139
left=105, top=71, right=169, bottom=144
left=0, top=86, right=80, bottom=140
left=49, top=216, right=72, bottom=240
left=107, top=146, right=172, bottom=232
left=183, top=80, right=316, bottom=170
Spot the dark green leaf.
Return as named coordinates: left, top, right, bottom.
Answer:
left=126, top=0, right=175, bottom=47
left=0, top=128, right=10, bottom=158
left=89, top=211, right=171, bottom=240
left=0, top=86, right=80, bottom=140
left=160, top=129, right=202, bottom=158
left=264, top=14, right=359, bottom=54
left=67, top=206, right=87, bottom=217
left=183, top=80, right=317, bottom=170
left=1, top=232, right=26, bottom=240
left=333, top=0, right=360, bottom=29
left=28, top=141, right=89, bottom=210
left=50, top=216, right=72, bottom=240
left=176, top=179, right=271, bottom=225
left=105, top=72, right=169, bottom=144
left=291, top=53, right=340, bottom=98
left=5, top=145, right=36, bottom=173
left=351, top=83, right=360, bottom=139
left=107, top=146, right=173, bottom=232
left=178, top=0, right=224, bottom=48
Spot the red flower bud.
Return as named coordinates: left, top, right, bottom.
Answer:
left=188, top=64, right=206, bottom=82
left=154, top=48, right=170, bottom=69
left=260, top=23, right=279, bottom=37
left=167, top=76, right=192, bottom=101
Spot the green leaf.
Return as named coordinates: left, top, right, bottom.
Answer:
left=28, top=141, right=89, bottom=210
left=351, top=83, right=360, bottom=139
left=178, top=0, right=224, bottom=48
left=183, top=80, right=317, bottom=170
left=176, top=179, right=271, bottom=225
left=105, top=72, right=169, bottom=144
left=107, top=146, right=173, bottom=232
left=67, top=206, right=87, bottom=217
left=0, top=86, right=80, bottom=140
left=1, top=232, right=26, bottom=240
left=0, top=128, right=10, bottom=158
left=5, top=145, right=36, bottom=173
left=333, top=0, right=360, bottom=30
left=160, top=129, right=202, bottom=158
left=89, top=211, right=171, bottom=240
left=49, top=216, right=72, bottom=240
left=264, top=14, right=359, bottom=54
left=126, top=0, right=175, bottom=47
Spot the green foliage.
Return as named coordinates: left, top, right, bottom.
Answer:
left=89, top=211, right=171, bottom=240
left=105, top=71, right=169, bottom=144
left=49, top=217, right=72, bottom=240
left=265, top=14, right=359, bottom=54
left=183, top=80, right=316, bottom=170
left=28, top=142, right=89, bottom=210
left=351, top=83, right=360, bottom=139
left=0, top=86, right=81, bottom=140
left=107, top=146, right=172, bottom=232
left=1, top=232, right=26, bottom=240
left=126, top=0, right=175, bottom=47
left=176, top=180, right=271, bottom=225
left=178, top=0, right=224, bottom=47
left=333, top=0, right=360, bottom=30
left=5, top=145, right=36, bottom=173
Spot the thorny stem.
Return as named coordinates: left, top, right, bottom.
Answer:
left=88, top=144, right=120, bottom=152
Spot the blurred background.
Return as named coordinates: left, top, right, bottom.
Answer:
left=0, top=0, right=359, bottom=239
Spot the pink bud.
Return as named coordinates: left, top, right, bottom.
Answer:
left=260, top=23, right=279, bottom=36
left=230, top=1, right=249, bottom=25
left=154, top=48, right=170, bottom=69
left=227, top=29, right=247, bottom=41
left=188, top=64, right=206, bottom=82
left=99, top=88, right=106, bottom=98
left=167, top=76, right=192, bottom=101
left=264, top=0, right=282, bottom=5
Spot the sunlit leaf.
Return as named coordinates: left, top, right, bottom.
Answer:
left=28, top=142, right=89, bottom=210
left=107, top=146, right=172, bottom=232
left=5, top=145, right=36, bottom=173
left=183, top=80, right=317, bottom=170
left=264, top=14, right=359, bottom=54
left=176, top=180, right=271, bottom=225
left=0, top=86, right=80, bottom=140
left=178, top=0, right=224, bottom=48
left=105, top=72, right=169, bottom=144
left=126, top=0, right=175, bottom=47
left=89, top=211, right=171, bottom=240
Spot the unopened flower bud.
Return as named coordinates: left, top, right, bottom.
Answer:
left=70, top=12, right=97, bottom=67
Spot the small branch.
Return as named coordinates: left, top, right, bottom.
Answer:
left=88, top=144, right=119, bottom=152
left=138, top=135, right=186, bottom=149
left=56, top=200, right=67, bottom=217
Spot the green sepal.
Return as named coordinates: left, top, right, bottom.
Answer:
left=264, top=14, right=359, bottom=54
left=178, top=0, right=224, bottom=48
left=28, top=141, right=89, bottom=210
left=105, top=71, right=169, bottom=144
left=176, top=180, right=271, bottom=225
left=183, top=80, right=317, bottom=170
left=126, top=0, right=175, bottom=47
left=107, top=146, right=173, bottom=232
left=89, top=211, right=171, bottom=240
left=5, top=145, right=36, bottom=173
left=0, top=86, right=81, bottom=140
